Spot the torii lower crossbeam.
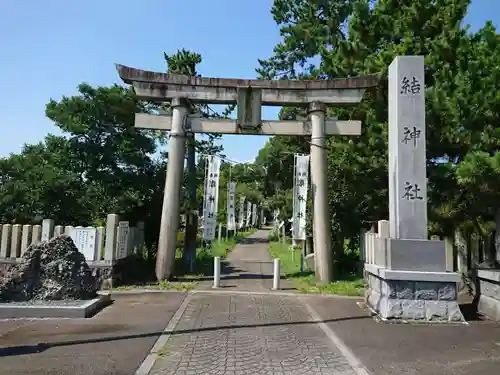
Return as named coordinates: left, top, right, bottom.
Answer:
left=135, top=113, right=362, bottom=136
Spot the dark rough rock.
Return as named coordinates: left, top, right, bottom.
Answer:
left=0, top=235, right=98, bottom=302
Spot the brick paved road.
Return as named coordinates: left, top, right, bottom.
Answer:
left=149, top=293, right=358, bottom=375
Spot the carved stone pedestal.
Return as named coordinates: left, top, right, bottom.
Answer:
left=365, top=264, right=465, bottom=322
left=365, top=236, right=465, bottom=323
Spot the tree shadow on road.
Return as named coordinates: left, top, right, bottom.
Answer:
left=0, top=315, right=371, bottom=358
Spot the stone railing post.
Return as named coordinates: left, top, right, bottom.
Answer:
left=20, top=224, right=32, bottom=256
left=30, top=225, right=43, bottom=246
left=11, top=224, right=22, bottom=258
left=104, top=214, right=120, bottom=262
left=96, top=226, right=105, bottom=261
left=54, top=225, right=64, bottom=237
left=41, top=219, right=54, bottom=241
left=0, top=224, right=12, bottom=258
left=359, top=228, right=367, bottom=262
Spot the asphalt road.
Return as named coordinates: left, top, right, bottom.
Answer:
left=0, top=292, right=186, bottom=375
left=303, top=295, right=500, bottom=375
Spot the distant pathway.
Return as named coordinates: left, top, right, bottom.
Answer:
left=196, top=229, right=295, bottom=292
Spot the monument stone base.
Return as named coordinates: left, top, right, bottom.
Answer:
left=0, top=293, right=111, bottom=319
left=373, top=237, right=447, bottom=272
left=365, top=264, right=465, bottom=323
left=477, top=269, right=500, bottom=321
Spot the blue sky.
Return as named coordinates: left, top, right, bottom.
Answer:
left=0, top=0, right=497, bottom=162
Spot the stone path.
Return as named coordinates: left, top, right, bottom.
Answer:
left=145, top=230, right=365, bottom=375
left=196, top=229, right=295, bottom=292
left=148, top=293, right=361, bottom=375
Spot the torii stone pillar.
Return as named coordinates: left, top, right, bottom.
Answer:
left=309, top=102, right=333, bottom=282
left=156, top=98, right=187, bottom=280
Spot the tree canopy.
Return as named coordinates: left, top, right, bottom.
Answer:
left=253, top=0, right=500, bottom=273
left=1, top=0, right=499, bottom=273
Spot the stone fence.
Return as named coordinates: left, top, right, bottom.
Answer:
left=361, top=219, right=496, bottom=274
left=0, top=213, right=144, bottom=264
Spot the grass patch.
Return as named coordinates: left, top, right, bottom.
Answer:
left=112, top=228, right=257, bottom=291
left=113, top=279, right=197, bottom=292
left=268, top=241, right=366, bottom=297
left=157, top=344, right=169, bottom=357
left=293, top=275, right=366, bottom=296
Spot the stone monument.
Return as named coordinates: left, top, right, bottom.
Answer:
left=0, top=235, right=98, bottom=302
left=365, top=56, right=465, bottom=323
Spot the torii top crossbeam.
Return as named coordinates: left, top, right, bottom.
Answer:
left=116, top=64, right=379, bottom=106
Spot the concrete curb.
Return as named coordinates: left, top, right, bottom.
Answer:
left=99, top=289, right=185, bottom=296
left=134, top=293, right=192, bottom=375
left=101, top=288, right=363, bottom=299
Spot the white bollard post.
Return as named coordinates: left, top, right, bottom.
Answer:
left=213, top=256, right=221, bottom=288
left=272, top=258, right=280, bottom=290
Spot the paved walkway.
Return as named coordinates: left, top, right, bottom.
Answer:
left=144, top=230, right=366, bottom=374
left=196, top=229, right=295, bottom=292
left=147, top=293, right=363, bottom=375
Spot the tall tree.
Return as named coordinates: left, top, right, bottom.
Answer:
left=45, top=83, right=161, bottom=221
left=256, top=0, right=500, bottom=276
left=0, top=136, right=86, bottom=224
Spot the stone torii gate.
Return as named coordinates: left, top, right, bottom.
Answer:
left=116, top=64, right=378, bottom=282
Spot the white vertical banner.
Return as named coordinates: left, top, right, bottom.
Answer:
left=246, top=201, right=252, bottom=227
left=202, top=155, right=221, bottom=241
left=291, top=154, right=297, bottom=239
left=226, top=182, right=236, bottom=231
left=201, top=159, right=209, bottom=224
left=238, top=196, right=245, bottom=229
left=252, top=204, right=257, bottom=226
left=273, top=209, right=280, bottom=234
left=273, top=209, right=280, bottom=227
left=292, top=154, right=310, bottom=241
